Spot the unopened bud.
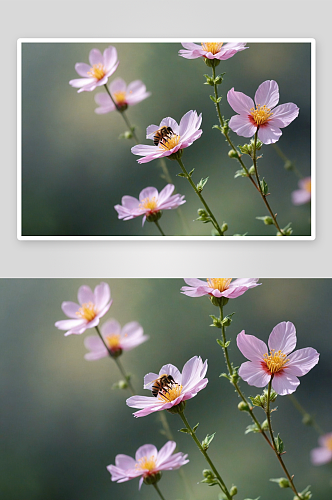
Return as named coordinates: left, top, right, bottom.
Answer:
left=238, top=401, right=249, bottom=412
left=221, top=223, right=228, bottom=233
left=230, top=485, right=238, bottom=497
left=228, top=149, right=238, bottom=158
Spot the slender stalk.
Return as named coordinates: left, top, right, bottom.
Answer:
left=273, top=144, right=303, bottom=179
left=176, top=157, right=224, bottom=235
left=153, top=483, right=167, bottom=500
left=154, top=220, right=165, bottom=236
left=179, top=411, right=232, bottom=500
left=266, top=380, right=301, bottom=498
left=94, top=325, right=135, bottom=395
left=288, top=394, right=324, bottom=435
left=104, top=84, right=139, bottom=143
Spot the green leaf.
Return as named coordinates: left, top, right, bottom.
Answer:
left=210, top=95, right=217, bottom=103
left=260, top=178, right=269, bottom=195
left=201, top=432, right=216, bottom=450
left=179, top=428, right=190, bottom=433
left=274, top=434, right=284, bottom=453
left=177, top=172, right=186, bottom=177
left=216, top=339, right=225, bottom=347
left=270, top=477, right=290, bottom=488
left=210, top=314, right=221, bottom=328
left=219, top=372, right=230, bottom=380
left=197, top=177, right=209, bottom=193
left=245, top=423, right=260, bottom=434
left=212, top=124, right=222, bottom=132
left=188, top=168, right=195, bottom=177
left=234, top=169, right=249, bottom=179
left=193, top=423, right=199, bottom=433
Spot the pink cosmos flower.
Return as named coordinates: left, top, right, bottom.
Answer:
left=114, top=184, right=186, bottom=226
left=107, top=441, right=189, bottom=489
left=55, top=282, right=112, bottom=336
left=84, top=319, right=149, bottom=359
left=227, top=80, right=299, bottom=144
left=131, top=110, right=202, bottom=164
left=179, top=42, right=248, bottom=60
left=292, top=177, right=311, bottom=205
left=126, top=356, right=208, bottom=417
left=69, top=46, right=119, bottom=93
left=94, top=78, right=151, bottom=113
left=236, top=322, right=319, bottom=395
left=181, top=278, right=260, bottom=298
left=310, top=434, right=332, bottom=465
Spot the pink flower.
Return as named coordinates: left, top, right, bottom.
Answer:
left=84, top=319, right=149, bottom=359
left=55, top=282, right=112, bottom=336
left=227, top=80, right=299, bottom=144
left=181, top=278, right=260, bottom=298
left=94, top=78, right=151, bottom=113
left=292, top=177, right=311, bottom=205
left=69, top=46, right=119, bottom=93
left=131, top=110, right=202, bottom=164
left=310, top=434, right=332, bottom=465
left=179, top=42, right=248, bottom=60
left=114, top=184, right=186, bottom=226
left=126, top=356, right=208, bottom=417
left=107, top=441, right=189, bottom=489
left=236, top=322, right=319, bottom=395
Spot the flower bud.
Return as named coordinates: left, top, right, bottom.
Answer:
left=118, top=379, right=128, bottom=389
left=203, top=469, right=213, bottom=478
left=238, top=401, right=249, bottom=412
left=204, top=58, right=220, bottom=68
left=230, top=485, right=238, bottom=497
left=279, top=478, right=290, bottom=488
left=110, top=348, right=123, bottom=358
left=221, top=223, right=228, bottom=233
left=228, top=149, right=238, bottom=158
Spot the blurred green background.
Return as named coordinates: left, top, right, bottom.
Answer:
left=21, top=42, right=311, bottom=236
left=1, top=278, right=330, bottom=500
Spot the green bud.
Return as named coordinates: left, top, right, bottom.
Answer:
left=230, top=485, right=238, bottom=497
left=256, top=216, right=273, bottom=225
left=210, top=295, right=229, bottom=307
left=228, top=149, right=238, bottom=158
left=146, top=211, right=162, bottom=223
left=284, top=160, right=294, bottom=170
left=248, top=165, right=255, bottom=175
left=270, top=477, right=290, bottom=489
left=143, top=471, right=162, bottom=485
left=167, top=400, right=186, bottom=414
left=203, top=469, right=214, bottom=478
left=123, top=130, right=132, bottom=139
left=204, top=58, right=220, bottom=68
left=222, top=316, right=231, bottom=327
left=238, top=401, right=249, bottom=412
left=302, top=414, right=314, bottom=426
left=221, top=223, right=228, bottom=233
left=118, top=379, right=128, bottom=389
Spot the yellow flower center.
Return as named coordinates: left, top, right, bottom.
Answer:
left=250, top=104, right=273, bottom=126
left=201, top=42, right=223, bottom=55
left=206, top=278, right=232, bottom=292
left=325, top=436, right=332, bottom=451
left=158, top=134, right=180, bottom=151
left=105, top=334, right=121, bottom=351
left=76, top=302, right=97, bottom=322
left=113, top=91, right=127, bottom=106
left=139, top=196, right=158, bottom=211
left=135, top=455, right=157, bottom=472
left=304, top=179, right=311, bottom=193
left=263, top=349, right=289, bottom=374
left=87, top=63, right=106, bottom=80
left=158, top=383, right=183, bottom=403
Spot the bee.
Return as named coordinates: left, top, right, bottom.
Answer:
left=150, top=374, right=176, bottom=397
left=152, top=126, right=174, bottom=147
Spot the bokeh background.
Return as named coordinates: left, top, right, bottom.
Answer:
left=1, top=278, right=330, bottom=500
left=21, top=41, right=312, bottom=237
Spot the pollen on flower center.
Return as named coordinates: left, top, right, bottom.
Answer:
left=76, top=302, right=97, bottom=321
left=201, top=42, right=223, bottom=54
left=158, top=134, right=180, bottom=151
left=106, top=334, right=121, bottom=350
left=113, top=91, right=127, bottom=106
left=263, top=349, right=289, bottom=374
left=207, top=278, right=232, bottom=292
left=250, top=104, right=273, bottom=126
left=139, top=196, right=158, bottom=211
left=158, top=383, right=183, bottom=403
left=135, top=455, right=157, bottom=472
left=87, top=63, right=106, bottom=80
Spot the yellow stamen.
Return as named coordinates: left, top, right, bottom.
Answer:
left=207, top=278, right=232, bottom=292
left=135, top=455, right=157, bottom=472
left=139, top=196, right=158, bottom=211
left=201, top=42, right=223, bottom=55
left=263, top=349, right=289, bottom=374
left=87, top=63, right=106, bottom=80
left=105, top=334, right=121, bottom=351
left=158, top=134, right=180, bottom=151
left=250, top=104, right=273, bottom=126
left=304, top=179, right=311, bottom=193
left=158, top=383, right=183, bottom=403
left=325, top=436, right=332, bottom=451
left=113, top=91, right=127, bottom=106
left=76, top=302, right=97, bottom=322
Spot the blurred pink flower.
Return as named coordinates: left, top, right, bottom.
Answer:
left=55, top=283, right=112, bottom=336
left=94, top=78, right=151, bottom=113
left=181, top=278, right=260, bottom=298
left=84, top=319, right=148, bottom=359
left=237, top=321, right=319, bottom=395
left=227, top=80, right=299, bottom=144
left=114, top=184, right=185, bottom=226
left=107, top=441, right=189, bottom=489
left=126, top=356, right=208, bottom=417
left=131, top=110, right=202, bottom=164
left=292, top=177, right=311, bottom=205
left=69, top=46, right=119, bottom=93
left=311, top=434, right=332, bottom=465
left=179, top=42, right=248, bottom=60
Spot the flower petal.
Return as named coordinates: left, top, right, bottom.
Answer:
left=89, top=48, right=103, bottom=66
left=229, top=115, right=256, bottom=138
left=115, top=454, right=137, bottom=471
left=237, top=330, right=268, bottom=361
left=156, top=441, right=176, bottom=465
left=101, top=318, right=121, bottom=336
left=311, top=447, right=332, bottom=465
left=139, top=187, right=159, bottom=202
left=284, top=347, right=319, bottom=376
left=61, top=301, right=80, bottom=318
left=135, top=444, right=158, bottom=461
left=257, top=124, right=282, bottom=144
left=77, top=285, right=94, bottom=305
left=268, top=321, right=297, bottom=355
left=227, top=88, right=254, bottom=115
left=254, top=80, right=279, bottom=109
left=94, top=282, right=111, bottom=310
left=143, top=372, right=160, bottom=389
left=75, top=63, right=92, bottom=77
left=109, top=77, right=126, bottom=94
left=238, top=360, right=271, bottom=387
left=158, top=363, right=182, bottom=384
left=268, top=103, right=299, bottom=128
left=271, top=372, right=300, bottom=395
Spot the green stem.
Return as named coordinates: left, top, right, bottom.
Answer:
left=154, top=220, right=165, bottom=236
left=153, top=483, right=167, bottom=500
left=273, top=144, right=303, bottom=179
left=176, top=157, right=224, bottom=236
left=179, top=411, right=232, bottom=500
left=288, top=394, right=324, bottom=435
left=94, top=326, right=135, bottom=395
left=266, top=380, right=301, bottom=498
left=104, top=84, right=139, bottom=143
